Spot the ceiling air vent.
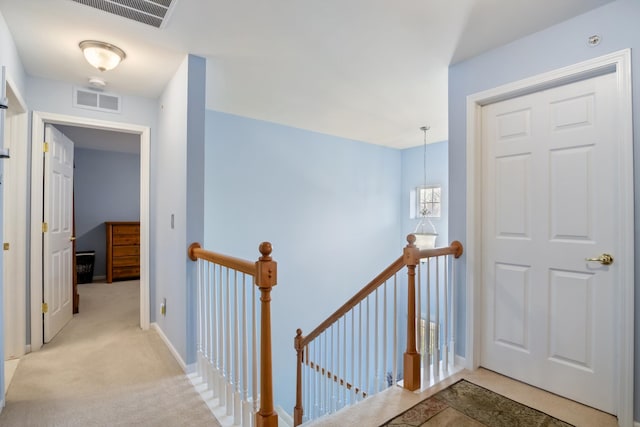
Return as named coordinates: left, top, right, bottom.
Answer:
left=74, top=87, right=122, bottom=114
left=71, top=0, right=178, bottom=28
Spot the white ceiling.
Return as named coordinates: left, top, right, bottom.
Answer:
left=1, top=0, right=614, bottom=149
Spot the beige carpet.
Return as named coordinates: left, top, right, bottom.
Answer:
left=0, top=280, right=220, bottom=427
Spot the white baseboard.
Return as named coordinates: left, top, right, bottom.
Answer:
left=150, top=322, right=187, bottom=372
left=185, top=362, right=197, bottom=375
left=633, top=421, right=640, bottom=427
left=454, top=355, right=467, bottom=369
left=25, top=345, right=31, bottom=354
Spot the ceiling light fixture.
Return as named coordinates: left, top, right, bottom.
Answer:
left=79, top=40, right=126, bottom=72
left=413, top=125, right=437, bottom=251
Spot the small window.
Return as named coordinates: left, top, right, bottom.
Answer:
left=416, top=185, right=441, bottom=218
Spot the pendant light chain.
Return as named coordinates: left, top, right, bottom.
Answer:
left=420, top=126, right=430, bottom=217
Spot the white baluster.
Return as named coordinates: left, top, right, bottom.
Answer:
left=449, top=255, right=456, bottom=368
left=241, top=274, right=250, bottom=427
left=313, top=335, right=322, bottom=418
left=358, top=302, right=363, bottom=401
left=383, top=281, right=387, bottom=390
left=331, top=324, right=336, bottom=413
left=232, top=271, right=240, bottom=425
left=252, top=282, right=258, bottom=418
left=340, top=313, right=347, bottom=407
left=196, top=260, right=203, bottom=380
left=373, top=288, right=379, bottom=393
left=443, top=256, right=449, bottom=373
left=202, top=261, right=209, bottom=389
left=365, top=296, right=370, bottom=397
left=392, top=274, right=397, bottom=387
left=350, top=308, right=355, bottom=405
left=225, top=268, right=233, bottom=416
left=213, top=264, right=221, bottom=398
left=219, top=266, right=226, bottom=407
left=434, top=258, right=440, bottom=379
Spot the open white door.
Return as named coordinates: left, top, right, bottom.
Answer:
left=43, top=125, right=74, bottom=343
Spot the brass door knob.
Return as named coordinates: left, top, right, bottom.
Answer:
left=69, top=236, right=76, bottom=242
left=585, top=253, right=613, bottom=265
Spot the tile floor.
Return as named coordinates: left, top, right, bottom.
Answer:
left=304, top=368, right=618, bottom=427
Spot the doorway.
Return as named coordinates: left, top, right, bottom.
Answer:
left=465, top=50, right=633, bottom=424
left=30, top=112, right=151, bottom=351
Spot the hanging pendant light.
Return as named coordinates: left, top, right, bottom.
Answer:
left=414, top=125, right=437, bottom=250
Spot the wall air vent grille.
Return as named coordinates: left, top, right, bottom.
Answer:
left=74, top=87, right=122, bottom=114
left=71, top=0, right=178, bottom=28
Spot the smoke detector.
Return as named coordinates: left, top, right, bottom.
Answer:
left=88, top=77, right=107, bottom=89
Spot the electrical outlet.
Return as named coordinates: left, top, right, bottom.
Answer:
left=161, top=298, right=167, bottom=316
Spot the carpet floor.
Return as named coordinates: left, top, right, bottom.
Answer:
left=381, top=379, right=573, bottom=427
left=0, top=280, right=220, bottom=427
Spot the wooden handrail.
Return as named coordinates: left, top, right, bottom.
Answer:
left=188, top=242, right=256, bottom=276
left=418, top=240, right=463, bottom=260
left=298, top=255, right=405, bottom=348
left=295, top=239, right=463, bottom=350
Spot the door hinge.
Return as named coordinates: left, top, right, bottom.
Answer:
left=3, top=242, right=9, bottom=251
left=42, top=302, right=48, bottom=314
left=42, top=222, right=48, bottom=233
left=43, top=142, right=49, bottom=153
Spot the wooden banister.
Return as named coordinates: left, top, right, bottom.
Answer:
left=293, top=236, right=465, bottom=425
left=188, top=241, right=278, bottom=427
left=298, top=255, right=405, bottom=348
left=188, top=242, right=256, bottom=275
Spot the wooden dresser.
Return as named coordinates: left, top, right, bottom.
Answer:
left=105, top=221, right=140, bottom=283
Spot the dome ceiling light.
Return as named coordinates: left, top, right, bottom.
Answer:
left=79, top=40, right=126, bottom=72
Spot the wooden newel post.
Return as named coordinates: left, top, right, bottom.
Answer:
left=255, top=242, right=278, bottom=427
left=403, top=234, right=421, bottom=391
left=293, top=329, right=304, bottom=426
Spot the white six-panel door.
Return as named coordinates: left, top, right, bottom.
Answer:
left=481, top=72, right=617, bottom=413
left=43, top=125, right=74, bottom=343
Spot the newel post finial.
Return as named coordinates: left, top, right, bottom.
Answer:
left=404, top=234, right=420, bottom=266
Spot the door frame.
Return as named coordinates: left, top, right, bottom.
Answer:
left=2, top=75, right=28, bottom=358
left=464, top=49, right=633, bottom=424
left=30, top=111, right=151, bottom=350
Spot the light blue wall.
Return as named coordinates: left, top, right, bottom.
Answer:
left=204, top=110, right=403, bottom=411
left=401, top=141, right=448, bottom=246
left=73, top=148, right=140, bottom=278
left=448, top=0, right=640, bottom=419
left=154, top=54, right=206, bottom=363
